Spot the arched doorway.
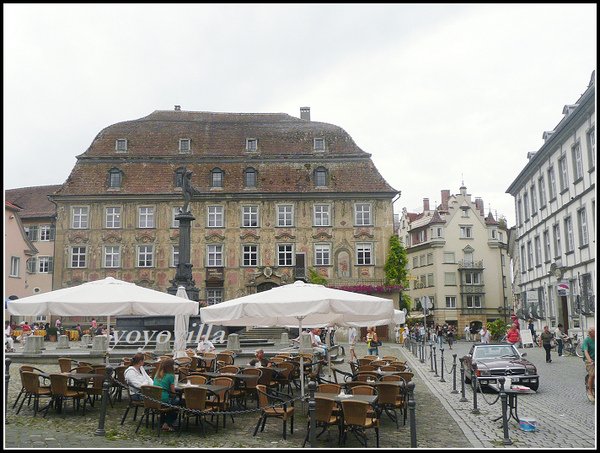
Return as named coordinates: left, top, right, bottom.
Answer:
left=257, top=282, right=278, bottom=292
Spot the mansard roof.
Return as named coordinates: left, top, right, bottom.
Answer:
left=485, top=211, right=499, bottom=225
left=5, top=185, right=61, bottom=218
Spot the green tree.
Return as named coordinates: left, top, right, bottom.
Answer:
left=308, top=268, right=328, bottom=285
left=384, top=235, right=410, bottom=310
left=486, top=318, right=509, bottom=341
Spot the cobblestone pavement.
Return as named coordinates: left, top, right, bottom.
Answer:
left=4, top=342, right=471, bottom=449
left=396, top=339, right=597, bottom=449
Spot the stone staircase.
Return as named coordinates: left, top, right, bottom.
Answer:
left=239, top=327, right=289, bottom=340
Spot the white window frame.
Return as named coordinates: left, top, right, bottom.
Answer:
left=577, top=208, right=589, bottom=247
left=520, top=245, right=526, bottom=270
left=466, top=295, right=482, bottom=308
left=548, top=166, right=557, bottom=199
left=530, top=184, right=537, bottom=213
left=242, top=206, right=259, bottom=228
left=552, top=223, right=561, bottom=257
left=206, top=288, right=223, bottom=305
left=534, top=236, right=542, bottom=266
left=244, top=168, right=257, bottom=188
left=246, top=138, right=258, bottom=152
left=443, top=252, right=455, bottom=263
left=572, top=142, right=583, bottom=180
left=138, top=206, right=155, bottom=229
left=108, top=169, right=122, bottom=188
left=277, top=205, right=294, bottom=227
left=558, top=155, right=569, bottom=191
left=115, top=139, right=128, bottom=152
left=70, top=246, right=87, bottom=268
left=444, top=272, right=456, bottom=285
left=211, top=169, right=224, bottom=188
left=207, top=205, right=224, bottom=228
left=356, top=243, right=373, bottom=265
left=564, top=216, right=574, bottom=252
left=103, top=246, right=121, bottom=268
left=459, top=225, right=473, bottom=239
left=543, top=230, right=551, bottom=262
left=538, top=176, right=546, bottom=207
left=39, top=225, right=52, bottom=241
left=71, top=206, right=89, bottom=229
left=172, top=245, right=179, bottom=267
left=136, top=245, right=154, bottom=268
left=37, top=256, right=50, bottom=273
left=354, top=203, right=372, bottom=226
left=10, top=256, right=20, bottom=277
left=207, top=244, right=223, bottom=267
left=242, top=244, right=259, bottom=267
left=523, top=191, right=529, bottom=219
left=171, top=207, right=180, bottom=228
left=277, top=244, right=294, bottom=266
left=586, top=128, right=595, bottom=169
left=314, top=138, right=325, bottom=151
left=445, top=296, right=457, bottom=308
left=179, top=138, right=191, bottom=153
left=314, top=244, right=331, bottom=266
left=465, top=272, right=481, bottom=285
left=527, top=241, right=534, bottom=269
left=105, top=207, right=122, bottom=229
left=313, top=204, right=331, bottom=227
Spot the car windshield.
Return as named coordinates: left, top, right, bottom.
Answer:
left=473, top=345, right=519, bottom=360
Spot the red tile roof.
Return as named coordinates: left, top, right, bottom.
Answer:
left=5, top=185, right=62, bottom=218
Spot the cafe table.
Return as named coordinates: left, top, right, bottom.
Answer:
left=486, top=382, right=536, bottom=423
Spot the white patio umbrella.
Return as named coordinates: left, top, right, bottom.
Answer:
left=200, top=280, right=394, bottom=395
left=173, top=286, right=191, bottom=358
left=7, top=277, right=199, bottom=353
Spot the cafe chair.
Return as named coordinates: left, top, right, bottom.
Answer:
left=357, top=365, right=376, bottom=372
left=181, top=386, right=215, bottom=436
left=175, top=357, right=192, bottom=367
left=348, top=385, right=376, bottom=418
left=302, top=396, right=341, bottom=447
left=135, top=385, right=179, bottom=437
left=357, top=358, right=374, bottom=367
left=381, top=356, right=398, bottom=362
left=45, top=373, right=88, bottom=416
left=86, top=368, right=110, bottom=407
left=380, top=365, right=399, bottom=372
left=181, top=374, right=208, bottom=385
left=119, top=386, right=145, bottom=426
left=111, top=366, right=128, bottom=403
left=369, top=360, right=387, bottom=368
left=395, top=371, right=414, bottom=383
left=216, top=353, right=235, bottom=369
left=354, top=372, right=379, bottom=382
left=253, top=384, right=295, bottom=440
left=330, top=367, right=354, bottom=385
left=13, top=366, right=49, bottom=410
left=241, top=368, right=262, bottom=407
left=206, top=376, right=234, bottom=429
left=58, top=357, right=77, bottom=373
left=257, top=366, right=279, bottom=390
left=218, top=365, right=241, bottom=374
left=374, top=382, right=402, bottom=429
left=274, top=362, right=296, bottom=396
left=16, top=371, right=52, bottom=417
left=316, top=383, right=341, bottom=394
left=340, top=399, right=380, bottom=447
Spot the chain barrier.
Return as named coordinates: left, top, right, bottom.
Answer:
left=473, top=378, right=501, bottom=406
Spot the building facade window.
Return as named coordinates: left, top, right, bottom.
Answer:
left=412, top=257, right=419, bottom=268
left=548, top=166, right=557, bottom=199
left=572, top=142, right=583, bottom=180
left=427, top=253, right=433, bottom=265
left=426, top=273, right=434, bottom=287
left=354, top=203, right=372, bottom=226
left=174, top=168, right=186, bottom=188
left=179, top=138, right=191, bottom=153
left=138, top=207, right=155, bottom=228
left=40, top=225, right=54, bottom=241
left=538, top=176, right=546, bottom=208
left=72, top=207, right=89, bottom=229
left=520, top=244, right=526, bottom=270
left=244, top=168, right=257, bottom=188
left=115, top=139, right=128, bottom=152
left=552, top=224, right=561, bottom=257
left=356, top=243, right=373, bottom=265
left=527, top=240, right=534, bottom=269
left=314, top=138, right=325, bottom=151
left=108, top=168, right=123, bottom=188
left=211, top=169, right=224, bottom=188
left=171, top=207, right=180, bottom=228
left=242, top=245, right=259, bottom=267
left=558, top=155, right=569, bottom=191
left=543, top=229, right=551, bottom=262
left=564, top=216, right=574, bottom=252
left=314, top=167, right=328, bottom=187
left=246, top=138, right=258, bottom=152
left=103, top=246, right=121, bottom=268
left=242, top=206, right=259, bottom=227
left=207, top=206, right=224, bottom=228
left=172, top=245, right=179, bottom=267
left=523, top=191, right=530, bottom=219
left=207, top=244, right=223, bottom=267
left=464, top=272, right=481, bottom=285
left=516, top=199, right=522, bottom=224
left=277, top=205, right=294, bottom=227
left=206, top=289, right=223, bottom=305
left=10, top=256, right=20, bottom=277
left=586, top=128, right=595, bottom=169
left=105, top=207, right=122, bottom=229
left=71, top=246, right=87, bottom=268
left=313, top=204, right=331, bottom=226
left=37, top=256, right=52, bottom=273
left=534, top=236, right=542, bottom=266
left=314, top=244, right=331, bottom=266
left=577, top=208, right=589, bottom=247
left=445, top=296, right=457, bottom=308
left=137, top=245, right=154, bottom=267
left=530, top=184, right=537, bottom=214
left=444, top=272, right=456, bottom=285
left=459, top=225, right=473, bottom=238
left=277, top=244, right=294, bottom=266
left=466, top=295, right=482, bottom=308
left=443, top=252, right=455, bottom=263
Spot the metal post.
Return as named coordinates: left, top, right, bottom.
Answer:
left=420, top=339, right=425, bottom=363
left=498, top=377, right=512, bottom=445
left=433, top=346, right=438, bottom=377
left=95, top=365, right=114, bottom=436
left=471, top=371, right=480, bottom=414
left=407, top=381, right=417, bottom=448
left=459, top=358, right=468, bottom=402
left=429, top=342, right=434, bottom=372
left=439, top=347, right=446, bottom=382
left=308, top=379, right=317, bottom=447
left=5, top=358, right=12, bottom=420
left=451, top=354, right=458, bottom=393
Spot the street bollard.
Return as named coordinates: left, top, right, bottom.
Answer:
left=95, top=365, right=114, bottom=436
left=498, top=377, right=512, bottom=445
left=451, top=354, right=458, bottom=393
left=459, top=358, right=468, bottom=402
left=308, top=379, right=317, bottom=447
left=471, top=371, right=480, bottom=414
left=439, top=347, right=446, bottom=382
left=433, top=346, right=439, bottom=377
left=5, top=358, right=12, bottom=420
left=407, top=381, right=417, bottom=448
left=429, top=342, right=434, bottom=372
left=420, top=340, right=426, bottom=363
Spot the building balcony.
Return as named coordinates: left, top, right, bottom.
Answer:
left=457, top=260, right=484, bottom=270
left=459, top=285, right=485, bottom=294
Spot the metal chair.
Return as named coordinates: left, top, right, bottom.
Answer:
left=253, top=384, right=295, bottom=440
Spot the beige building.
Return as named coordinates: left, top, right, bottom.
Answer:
left=47, top=107, right=400, bottom=312
left=398, top=186, right=510, bottom=331
left=5, top=201, right=38, bottom=300
left=506, top=71, right=595, bottom=337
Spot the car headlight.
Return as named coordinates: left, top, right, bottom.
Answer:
left=525, top=365, right=536, bottom=375
left=476, top=368, right=491, bottom=376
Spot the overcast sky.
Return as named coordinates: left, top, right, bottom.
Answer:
left=4, top=4, right=596, bottom=226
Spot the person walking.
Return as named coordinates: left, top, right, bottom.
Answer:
left=348, top=326, right=358, bottom=362
left=479, top=326, right=491, bottom=344
left=554, top=324, right=567, bottom=357
left=446, top=325, right=455, bottom=349
left=582, top=327, right=595, bottom=402
left=366, top=326, right=379, bottom=356
left=464, top=324, right=470, bottom=342
left=505, top=323, right=521, bottom=347
left=528, top=319, right=537, bottom=347
left=538, top=325, right=554, bottom=363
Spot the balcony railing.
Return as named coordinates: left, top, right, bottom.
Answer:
left=457, top=260, right=484, bottom=269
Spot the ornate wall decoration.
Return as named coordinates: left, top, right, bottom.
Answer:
left=101, top=232, right=122, bottom=243
left=311, top=230, right=333, bottom=240
left=205, top=232, right=226, bottom=242
left=274, top=232, right=296, bottom=240
left=68, top=231, right=90, bottom=243
left=240, top=231, right=260, bottom=241
left=135, top=231, right=156, bottom=243
left=353, top=229, right=374, bottom=240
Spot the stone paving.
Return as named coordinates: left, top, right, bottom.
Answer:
left=396, top=339, right=597, bottom=449
left=3, top=339, right=596, bottom=449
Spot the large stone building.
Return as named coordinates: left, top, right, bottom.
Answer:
left=48, top=107, right=399, bottom=307
left=397, top=186, right=511, bottom=331
left=506, top=72, right=595, bottom=337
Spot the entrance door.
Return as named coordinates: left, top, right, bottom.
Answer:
left=257, top=282, right=278, bottom=292
left=561, top=296, right=570, bottom=335
left=294, top=253, right=306, bottom=280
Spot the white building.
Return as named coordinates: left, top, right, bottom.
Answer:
left=506, top=71, right=595, bottom=337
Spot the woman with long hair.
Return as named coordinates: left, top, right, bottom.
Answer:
left=153, top=358, right=179, bottom=431
left=366, top=326, right=379, bottom=356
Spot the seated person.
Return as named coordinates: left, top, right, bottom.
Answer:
left=5, top=321, right=15, bottom=352
left=248, top=348, right=270, bottom=367
left=310, top=328, right=328, bottom=357
left=124, top=353, right=154, bottom=400
left=196, top=335, right=216, bottom=354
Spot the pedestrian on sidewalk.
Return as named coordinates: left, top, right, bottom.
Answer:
left=348, top=326, right=358, bottom=362
left=554, top=324, right=567, bottom=357
left=464, top=324, right=470, bottom=341
left=479, top=326, right=491, bottom=344
left=538, top=325, right=554, bottom=363
left=582, top=327, right=595, bottom=402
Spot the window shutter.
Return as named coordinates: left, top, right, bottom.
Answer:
left=49, top=225, right=56, bottom=240
left=48, top=257, right=54, bottom=273
left=28, top=225, right=39, bottom=241
left=27, top=257, right=37, bottom=273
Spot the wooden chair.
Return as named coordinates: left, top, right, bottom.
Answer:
left=302, top=396, right=341, bottom=447
left=363, top=355, right=378, bottom=361
left=135, top=385, right=179, bottom=437
left=340, top=399, right=380, bottom=447
left=16, top=371, right=52, bottom=417
left=216, top=353, right=235, bottom=369
left=86, top=367, right=109, bottom=407
left=374, top=382, right=402, bottom=429
left=257, top=366, right=279, bottom=390
left=274, top=361, right=296, bottom=395
left=331, top=367, right=354, bottom=385
left=317, top=383, right=341, bottom=394
left=199, top=353, right=217, bottom=372
left=206, top=376, right=234, bottom=429
left=45, top=374, right=88, bottom=416
left=354, top=372, right=379, bottom=382
left=369, top=360, right=387, bottom=368
left=253, top=384, right=295, bottom=440
left=381, top=356, right=398, bottom=362
left=181, top=386, right=215, bottom=436
left=270, top=357, right=285, bottom=364
left=13, top=365, right=49, bottom=410
left=395, top=371, right=414, bottom=383
left=349, top=385, right=376, bottom=396
left=380, top=365, right=399, bottom=372
left=119, top=385, right=145, bottom=426
left=218, top=365, right=241, bottom=374
left=241, top=368, right=262, bottom=407
left=357, top=365, right=376, bottom=372
left=58, top=357, right=77, bottom=373
left=357, top=358, right=374, bottom=367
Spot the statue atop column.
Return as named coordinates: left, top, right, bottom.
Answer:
left=181, top=169, right=199, bottom=214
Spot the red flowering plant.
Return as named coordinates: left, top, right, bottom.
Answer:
left=328, top=284, right=403, bottom=295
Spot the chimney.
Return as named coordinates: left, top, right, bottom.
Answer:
left=300, top=107, right=311, bottom=121
left=475, top=197, right=484, bottom=216
left=174, top=105, right=181, bottom=111
left=441, top=190, right=450, bottom=210
left=423, top=198, right=430, bottom=211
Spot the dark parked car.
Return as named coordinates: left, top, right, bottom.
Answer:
left=462, top=343, right=539, bottom=391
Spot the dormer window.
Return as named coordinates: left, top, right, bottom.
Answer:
left=246, top=138, right=258, bottom=152
left=314, top=167, right=328, bottom=187
left=115, top=139, right=128, bottom=152
left=179, top=139, right=191, bottom=153
left=108, top=168, right=123, bottom=188
left=244, top=168, right=257, bottom=188
left=211, top=168, right=224, bottom=188
left=314, top=138, right=325, bottom=151
left=174, top=167, right=186, bottom=188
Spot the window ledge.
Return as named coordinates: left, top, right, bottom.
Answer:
left=573, top=177, right=584, bottom=185
left=548, top=197, right=557, bottom=203
left=560, top=188, right=569, bottom=195
left=578, top=244, right=589, bottom=250
left=565, top=251, right=575, bottom=256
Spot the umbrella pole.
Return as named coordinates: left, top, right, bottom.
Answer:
left=298, top=318, right=304, bottom=398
